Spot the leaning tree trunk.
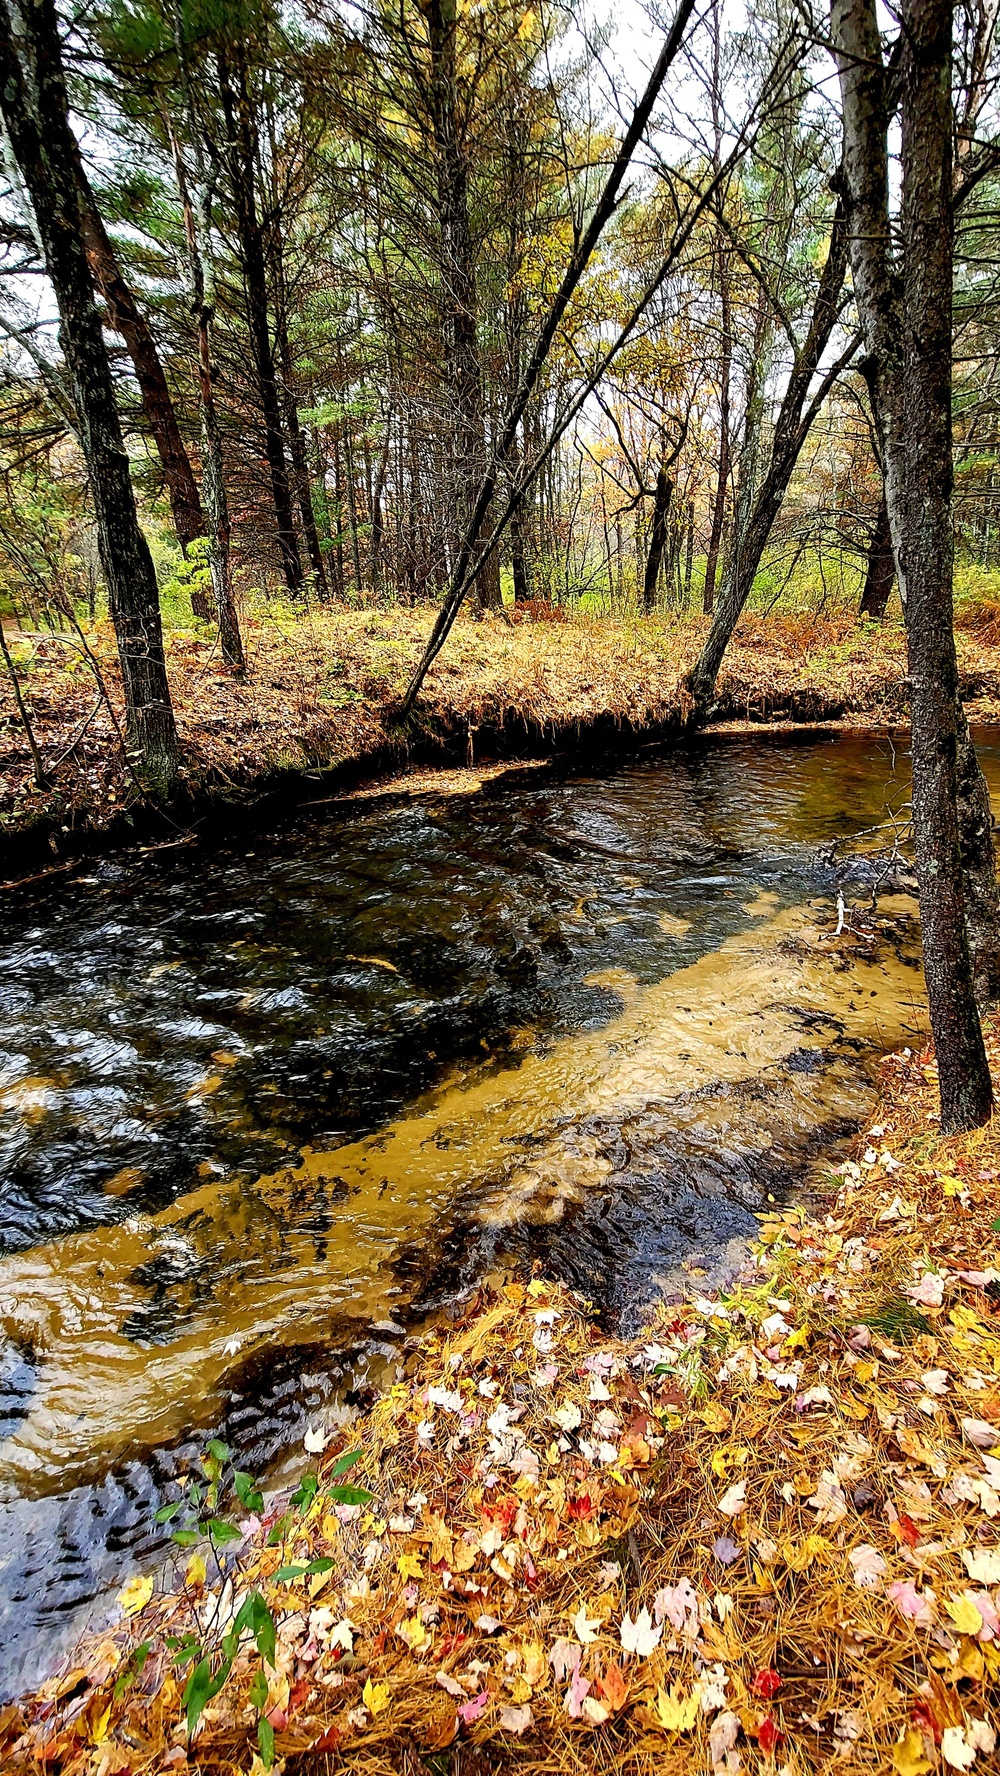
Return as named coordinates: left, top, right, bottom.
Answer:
left=834, top=0, right=993, bottom=1129
left=687, top=190, right=851, bottom=712
left=858, top=487, right=895, bottom=618
left=425, top=0, right=502, bottom=611
left=75, top=157, right=205, bottom=553
left=0, top=0, right=178, bottom=788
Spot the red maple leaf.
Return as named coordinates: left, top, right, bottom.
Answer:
left=757, top=1715, right=784, bottom=1754
left=752, top=1668, right=782, bottom=1699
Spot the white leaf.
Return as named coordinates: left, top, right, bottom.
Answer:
left=499, top=1703, right=533, bottom=1735
left=571, top=1604, right=603, bottom=1644
left=969, top=1720, right=997, bottom=1755
left=303, top=1424, right=329, bottom=1454
left=619, top=1606, right=662, bottom=1658
left=848, top=1544, right=887, bottom=1589
left=964, top=1418, right=1000, bottom=1449
left=717, top=1481, right=746, bottom=1517
left=552, top=1400, right=582, bottom=1432
left=921, top=1369, right=950, bottom=1396
left=427, top=1386, right=463, bottom=1411
left=905, top=1273, right=944, bottom=1307
left=941, top=1726, right=976, bottom=1770
left=963, top=1549, right=1000, bottom=1584
left=436, top=1670, right=466, bottom=1699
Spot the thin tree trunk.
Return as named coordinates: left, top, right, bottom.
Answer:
left=425, top=0, right=502, bottom=611
left=274, top=280, right=328, bottom=596
left=218, top=45, right=303, bottom=598
left=642, top=464, right=673, bottom=614
left=75, top=164, right=205, bottom=553
left=703, top=232, right=732, bottom=614
left=687, top=190, right=851, bottom=710
left=0, top=0, right=178, bottom=786
left=165, top=11, right=244, bottom=676
left=834, top=0, right=994, bottom=1127
left=858, top=487, right=895, bottom=618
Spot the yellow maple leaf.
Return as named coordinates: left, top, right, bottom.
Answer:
left=945, top=1594, right=984, bottom=1636
left=397, top=1614, right=429, bottom=1651
left=890, top=1728, right=934, bottom=1775
left=363, top=1677, right=391, bottom=1715
left=785, top=1326, right=810, bottom=1350
left=117, top=1574, right=154, bottom=1617
left=653, top=1683, right=700, bottom=1732
left=397, top=1550, right=424, bottom=1581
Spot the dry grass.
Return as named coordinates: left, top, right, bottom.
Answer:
left=7, top=1025, right=1000, bottom=1775
left=4, top=603, right=1000, bottom=856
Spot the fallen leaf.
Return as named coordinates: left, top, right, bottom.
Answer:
left=619, top=1607, right=662, bottom=1657
left=653, top=1682, right=701, bottom=1732
left=945, top=1595, right=985, bottom=1637
left=717, top=1481, right=746, bottom=1516
left=571, top=1603, right=602, bottom=1644
left=888, top=1580, right=936, bottom=1625
left=962, top=1549, right=1000, bottom=1584
left=963, top=1418, right=1000, bottom=1450
left=498, top=1703, right=532, bottom=1735
left=941, top=1726, right=976, bottom=1770
left=362, top=1677, right=391, bottom=1716
left=849, top=1544, right=887, bottom=1589
left=890, top=1728, right=934, bottom=1775
left=117, top=1575, right=154, bottom=1618
left=458, top=1689, right=491, bottom=1726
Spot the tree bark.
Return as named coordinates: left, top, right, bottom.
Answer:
left=218, top=44, right=303, bottom=599
left=273, top=266, right=328, bottom=597
left=166, top=4, right=244, bottom=676
left=0, top=0, right=178, bottom=787
left=425, top=0, right=502, bottom=611
left=857, top=487, right=895, bottom=617
left=834, top=0, right=993, bottom=1128
left=75, top=162, right=206, bottom=553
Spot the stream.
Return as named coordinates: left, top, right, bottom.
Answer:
left=0, top=726, right=992, bottom=1698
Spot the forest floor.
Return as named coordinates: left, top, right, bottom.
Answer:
left=5, top=601, right=1000, bottom=876
left=6, top=1022, right=1000, bottom=1774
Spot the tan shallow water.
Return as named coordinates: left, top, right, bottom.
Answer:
left=0, top=896, right=924, bottom=1495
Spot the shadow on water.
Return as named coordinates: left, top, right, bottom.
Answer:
left=0, top=727, right=990, bottom=1696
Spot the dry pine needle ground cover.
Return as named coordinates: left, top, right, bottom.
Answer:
left=5, top=604, right=1000, bottom=848
left=7, top=1028, right=1000, bottom=1776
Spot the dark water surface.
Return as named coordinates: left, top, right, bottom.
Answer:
left=0, top=728, right=992, bottom=1695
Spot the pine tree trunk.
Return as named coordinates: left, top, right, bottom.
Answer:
left=703, top=232, right=732, bottom=614
left=75, top=164, right=205, bottom=553
left=425, top=0, right=502, bottom=611
left=0, top=0, right=178, bottom=787
left=219, top=45, right=303, bottom=598
left=834, top=0, right=994, bottom=1129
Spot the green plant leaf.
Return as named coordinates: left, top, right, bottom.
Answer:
left=234, top=1470, right=264, bottom=1512
left=250, top=1668, right=268, bottom=1711
left=273, top=1564, right=307, bottom=1582
left=154, top=1499, right=183, bottom=1524
left=183, top=1654, right=231, bottom=1735
left=289, top=1475, right=318, bottom=1512
left=171, top=1528, right=201, bottom=1546
left=113, top=1641, right=151, bottom=1700
left=258, top=1715, right=275, bottom=1770
left=208, top=1517, right=242, bottom=1544
left=328, top=1449, right=363, bottom=1479
left=206, top=1438, right=232, bottom=1462
left=327, top=1484, right=372, bottom=1506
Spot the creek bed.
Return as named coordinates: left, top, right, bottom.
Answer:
left=0, top=727, right=986, bottom=1696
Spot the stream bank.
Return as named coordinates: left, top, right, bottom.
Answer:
left=7, top=1025, right=1000, bottom=1776
left=5, top=604, right=1000, bottom=884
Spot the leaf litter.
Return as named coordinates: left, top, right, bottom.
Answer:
left=5, top=1030, right=1000, bottom=1773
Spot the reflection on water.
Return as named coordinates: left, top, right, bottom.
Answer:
left=0, top=728, right=993, bottom=1694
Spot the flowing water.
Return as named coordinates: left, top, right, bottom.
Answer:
left=0, top=727, right=994, bottom=1696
